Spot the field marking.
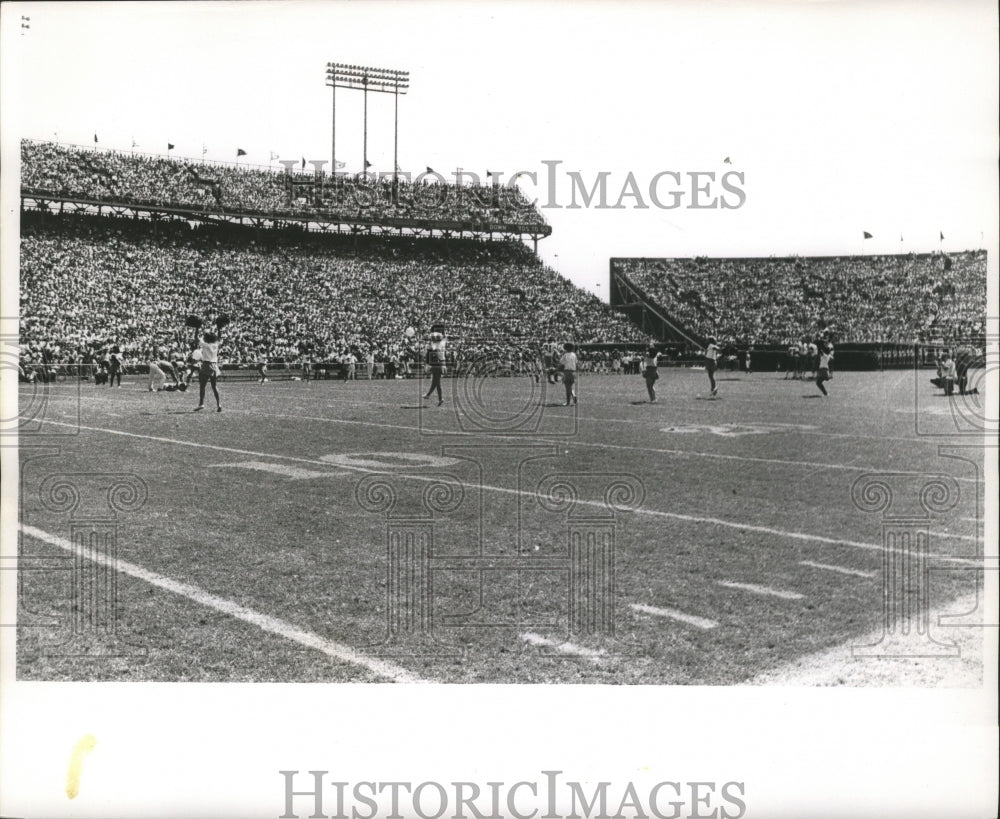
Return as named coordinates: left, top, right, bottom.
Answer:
left=34, top=419, right=983, bottom=564
left=207, top=461, right=348, bottom=480
left=799, top=560, right=877, bottom=579
left=521, top=632, right=606, bottom=660
left=936, top=532, right=981, bottom=543
left=717, top=581, right=805, bottom=600
left=40, top=396, right=980, bottom=484
left=629, top=603, right=719, bottom=629
left=19, top=523, right=424, bottom=684
left=29, top=382, right=952, bottom=445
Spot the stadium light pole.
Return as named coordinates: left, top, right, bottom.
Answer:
left=325, top=63, right=409, bottom=187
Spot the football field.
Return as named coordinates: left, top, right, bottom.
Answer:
left=15, top=366, right=989, bottom=684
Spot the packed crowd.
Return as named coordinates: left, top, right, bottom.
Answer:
left=615, top=252, right=986, bottom=346
left=19, top=212, right=647, bottom=373
left=21, top=141, right=545, bottom=228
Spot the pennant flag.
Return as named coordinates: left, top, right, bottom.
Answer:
left=202, top=144, right=207, bottom=155
left=364, top=160, right=373, bottom=168
left=335, top=160, right=346, bottom=169
left=131, top=137, right=138, bottom=148
left=863, top=231, right=873, bottom=239
left=723, top=156, right=732, bottom=164
left=939, top=231, right=944, bottom=241
left=426, top=166, right=434, bottom=174
left=269, top=151, right=279, bottom=161
left=900, top=234, right=904, bottom=242
left=93, top=133, right=98, bottom=144
left=301, top=157, right=306, bottom=169
left=237, top=148, right=247, bottom=157
left=167, top=143, right=175, bottom=151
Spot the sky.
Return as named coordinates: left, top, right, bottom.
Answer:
left=2, top=0, right=998, bottom=298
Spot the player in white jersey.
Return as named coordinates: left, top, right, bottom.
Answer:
left=703, top=337, right=720, bottom=396
left=148, top=357, right=179, bottom=391
left=194, top=331, right=223, bottom=412
left=559, top=343, right=578, bottom=405
left=815, top=342, right=834, bottom=396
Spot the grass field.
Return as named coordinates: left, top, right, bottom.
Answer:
left=15, top=366, right=990, bottom=684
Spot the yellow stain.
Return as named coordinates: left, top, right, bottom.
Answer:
left=66, top=734, right=97, bottom=799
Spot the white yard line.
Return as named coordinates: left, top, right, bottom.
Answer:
left=799, top=560, right=877, bottom=579
left=19, top=523, right=424, bottom=684
left=31, top=388, right=976, bottom=479
left=629, top=603, right=719, bottom=630
left=207, top=461, right=349, bottom=479
left=33, top=419, right=983, bottom=565
left=521, top=632, right=606, bottom=660
left=717, top=580, right=805, bottom=600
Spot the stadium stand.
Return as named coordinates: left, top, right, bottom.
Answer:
left=21, top=140, right=545, bottom=229
left=613, top=253, right=986, bottom=346
left=19, top=211, right=647, bottom=373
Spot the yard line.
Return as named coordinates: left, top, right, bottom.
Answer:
left=799, top=560, right=877, bottom=579
left=34, top=419, right=982, bottom=565
left=207, top=461, right=349, bottom=480
left=629, top=603, right=718, bottom=630
left=30, top=390, right=980, bottom=483
left=521, top=632, right=606, bottom=660
left=717, top=581, right=805, bottom=600
left=19, top=523, right=424, bottom=684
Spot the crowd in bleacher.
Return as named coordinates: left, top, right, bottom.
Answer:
left=615, top=252, right=986, bottom=346
left=21, top=140, right=544, bottom=228
left=19, top=212, right=646, bottom=374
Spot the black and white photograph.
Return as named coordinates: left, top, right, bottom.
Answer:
left=1, top=1, right=997, bottom=817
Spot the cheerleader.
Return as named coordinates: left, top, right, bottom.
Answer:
left=194, top=331, right=223, bottom=412
left=642, top=347, right=660, bottom=402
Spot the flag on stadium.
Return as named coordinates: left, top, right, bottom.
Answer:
left=723, top=156, right=732, bottom=164
left=426, top=166, right=434, bottom=173
left=132, top=137, right=138, bottom=148
left=237, top=148, right=247, bottom=157
left=301, top=157, right=306, bottom=169
left=93, top=133, right=98, bottom=144
left=269, top=151, right=279, bottom=161
left=167, top=143, right=175, bottom=151
left=202, top=144, right=207, bottom=156
left=863, top=231, right=872, bottom=239
left=939, top=231, right=945, bottom=241
left=336, top=160, right=346, bottom=169
left=365, top=160, right=373, bottom=168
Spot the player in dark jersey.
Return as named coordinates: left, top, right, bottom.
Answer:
left=423, top=332, right=446, bottom=405
left=642, top=347, right=660, bottom=402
